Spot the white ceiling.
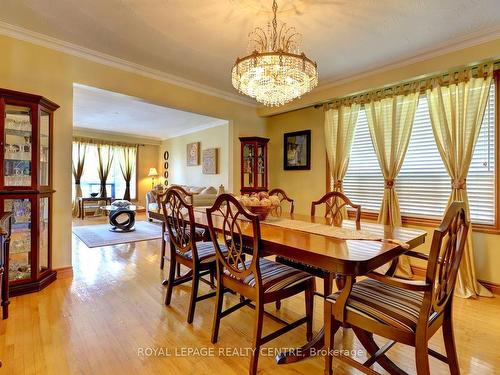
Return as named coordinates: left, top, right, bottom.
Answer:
left=73, top=84, right=227, bottom=140
left=2, top=1, right=500, bottom=102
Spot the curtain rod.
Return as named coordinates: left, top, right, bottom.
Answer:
left=73, top=137, right=144, bottom=147
left=312, top=59, right=500, bottom=110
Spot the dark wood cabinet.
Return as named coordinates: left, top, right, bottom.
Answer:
left=0, top=88, right=58, bottom=296
left=239, top=137, right=269, bottom=194
left=0, top=213, right=12, bottom=319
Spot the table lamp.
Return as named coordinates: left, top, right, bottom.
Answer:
left=148, top=167, right=158, bottom=189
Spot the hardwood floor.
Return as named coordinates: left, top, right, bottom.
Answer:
left=0, top=214, right=499, bottom=374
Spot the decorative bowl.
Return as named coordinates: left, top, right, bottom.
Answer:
left=90, top=193, right=99, bottom=197
left=245, top=205, right=275, bottom=221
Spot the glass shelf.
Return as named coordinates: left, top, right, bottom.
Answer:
left=4, top=105, right=32, bottom=187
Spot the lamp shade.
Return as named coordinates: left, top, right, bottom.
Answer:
left=148, top=168, right=158, bottom=177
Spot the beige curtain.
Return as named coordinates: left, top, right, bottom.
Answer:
left=96, top=144, right=114, bottom=198
left=325, top=103, right=360, bottom=192
left=118, top=145, right=137, bottom=201
left=71, top=141, right=87, bottom=217
left=427, top=69, right=493, bottom=298
left=365, top=92, right=420, bottom=278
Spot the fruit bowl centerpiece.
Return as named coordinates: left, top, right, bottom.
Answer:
left=235, top=192, right=280, bottom=221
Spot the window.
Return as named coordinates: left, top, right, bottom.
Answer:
left=73, top=144, right=137, bottom=200
left=343, top=81, right=496, bottom=226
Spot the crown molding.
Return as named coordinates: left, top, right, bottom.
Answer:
left=160, top=120, right=229, bottom=141
left=0, top=21, right=257, bottom=108
left=73, top=126, right=162, bottom=145
left=316, top=25, right=500, bottom=92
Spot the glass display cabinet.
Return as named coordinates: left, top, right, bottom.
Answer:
left=0, top=88, right=58, bottom=296
left=239, top=137, right=269, bottom=194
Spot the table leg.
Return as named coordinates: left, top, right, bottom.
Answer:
left=275, top=275, right=354, bottom=366
left=275, top=328, right=325, bottom=364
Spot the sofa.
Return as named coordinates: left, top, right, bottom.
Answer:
left=146, top=184, right=223, bottom=221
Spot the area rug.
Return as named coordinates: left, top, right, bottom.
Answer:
left=72, top=221, right=162, bottom=248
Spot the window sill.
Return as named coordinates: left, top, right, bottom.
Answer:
left=347, top=210, right=500, bottom=235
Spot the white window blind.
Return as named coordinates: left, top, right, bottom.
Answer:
left=344, top=82, right=496, bottom=225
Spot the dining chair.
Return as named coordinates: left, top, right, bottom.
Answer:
left=324, top=201, right=469, bottom=375
left=311, top=191, right=361, bottom=228
left=275, top=191, right=361, bottom=309
left=162, top=188, right=218, bottom=324
left=207, top=194, right=315, bottom=375
left=159, top=185, right=208, bottom=270
left=269, top=188, right=295, bottom=214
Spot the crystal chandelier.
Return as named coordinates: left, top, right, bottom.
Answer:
left=231, top=0, right=318, bottom=107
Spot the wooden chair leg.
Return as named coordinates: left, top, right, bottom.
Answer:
left=415, top=339, right=430, bottom=375
left=442, top=310, right=460, bottom=375
left=164, top=255, right=177, bottom=306
left=324, top=301, right=339, bottom=375
left=325, top=273, right=334, bottom=296
left=187, top=265, right=200, bottom=324
left=176, top=263, right=181, bottom=278
left=209, top=266, right=215, bottom=289
left=249, top=301, right=264, bottom=375
left=211, top=279, right=224, bottom=344
left=160, top=237, right=166, bottom=270
left=305, top=280, right=314, bottom=342
left=353, top=328, right=405, bottom=375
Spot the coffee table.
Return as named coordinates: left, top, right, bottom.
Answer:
left=100, top=205, right=144, bottom=232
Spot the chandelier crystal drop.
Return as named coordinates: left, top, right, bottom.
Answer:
left=231, top=0, right=318, bottom=107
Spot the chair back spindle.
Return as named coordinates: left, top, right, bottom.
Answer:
left=311, top=191, right=361, bottom=229
left=162, top=188, right=196, bottom=257
left=207, top=194, right=262, bottom=285
left=426, top=202, right=469, bottom=314
left=269, top=188, right=295, bottom=214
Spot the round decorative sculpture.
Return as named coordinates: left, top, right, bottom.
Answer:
left=163, top=150, right=170, bottom=185
left=109, top=209, right=136, bottom=232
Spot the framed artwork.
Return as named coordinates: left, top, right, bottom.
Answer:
left=202, top=148, right=218, bottom=174
left=283, top=130, right=311, bottom=170
left=186, top=142, right=200, bottom=166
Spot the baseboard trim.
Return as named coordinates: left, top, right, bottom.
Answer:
left=55, top=266, right=74, bottom=279
left=411, top=265, right=499, bottom=295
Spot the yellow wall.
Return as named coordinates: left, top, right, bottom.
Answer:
left=159, top=124, right=230, bottom=190
left=72, top=129, right=160, bottom=206
left=260, top=38, right=500, bottom=117
left=3, top=31, right=499, bottom=285
left=1, top=34, right=265, bottom=270
left=266, top=38, right=500, bottom=285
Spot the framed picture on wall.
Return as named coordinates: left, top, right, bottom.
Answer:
left=186, top=142, right=200, bottom=166
left=284, top=130, right=311, bottom=170
left=202, top=148, right=218, bottom=174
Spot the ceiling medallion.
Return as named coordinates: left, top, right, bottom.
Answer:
left=231, top=0, right=318, bottom=107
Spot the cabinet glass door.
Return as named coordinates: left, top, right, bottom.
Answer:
left=39, top=111, right=50, bottom=186
left=4, top=105, right=32, bottom=187
left=5, top=198, right=32, bottom=281
left=243, top=143, right=254, bottom=188
left=39, top=197, right=49, bottom=273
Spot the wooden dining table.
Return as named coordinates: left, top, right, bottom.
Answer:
left=149, top=208, right=427, bottom=365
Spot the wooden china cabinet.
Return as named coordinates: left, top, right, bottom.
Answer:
left=0, top=88, right=58, bottom=296
left=239, top=137, right=269, bottom=194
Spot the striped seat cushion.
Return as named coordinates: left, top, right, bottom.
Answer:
left=327, top=278, right=433, bottom=332
left=224, top=258, right=313, bottom=293
left=178, top=242, right=225, bottom=264
left=164, top=226, right=206, bottom=241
